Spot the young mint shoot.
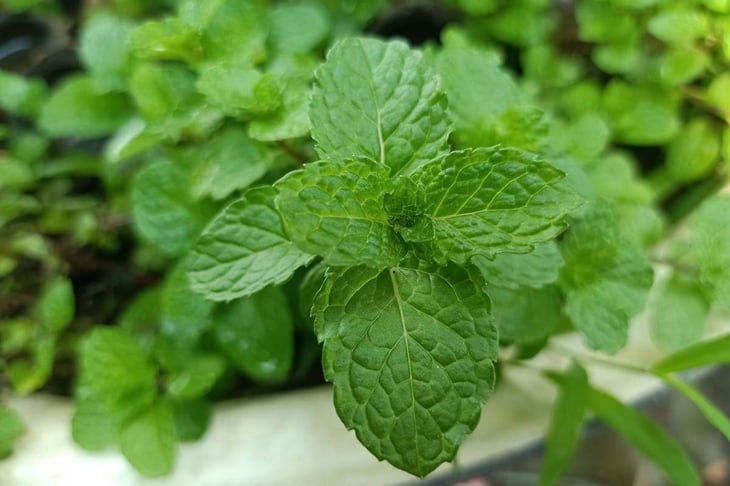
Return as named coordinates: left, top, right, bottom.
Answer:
left=189, top=37, right=581, bottom=476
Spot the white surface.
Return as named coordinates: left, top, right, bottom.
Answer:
left=3, top=300, right=727, bottom=486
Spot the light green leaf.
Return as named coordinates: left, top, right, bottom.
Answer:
left=489, top=284, right=563, bottom=344
left=78, top=328, right=157, bottom=420
left=659, top=48, right=709, bottom=86
left=195, top=0, right=267, bottom=65
left=197, top=64, right=283, bottom=118
left=78, top=11, right=135, bottom=92
left=648, top=10, right=709, bottom=45
left=8, top=334, right=55, bottom=394
left=190, top=126, right=273, bottom=200
left=161, top=263, right=214, bottom=345
left=427, top=33, right=519, bottom=147
left=310, top=37, right=450, bottom=174
left=171, top=399, right=211, bottom=442
left=71, top=397, right=120, bottom=451
left=660, top=374, right=730, bottom=442
left=214, top=286, right=294, bottom=383
left=39, top=75, right=132, bottom=137
left=473, top=241, right=563, bottom=290
left=314, top=263, right=497, bottom=477
left=0, top=406, right=25, bottom=460
left=166, top=355, right=225, bottom=399
left=587, top=387, right=700, bottom=486
left=274, top=160, right=406, bottom=267
left=541, top=363, right=588, bottom=486
left=130, top=18, right=202, bottom=63
left=0, top=70, right=47, bottom=117
left=681, top=195, right=730, bottom=310
left=248, top=80, right=311, bottom=141
left=666, top=119, right=720, bottom=183
left=650, top=273, right=708, bottom=352
left=131, top=158, right=216, bottom=257
left=268, top=4, right=329, bottom=55
left=188, top=186, right=314, bottom=301
left=407, top=147, right=581, bottom=264
left=653, top=334, right=730, bottom=374
left=38, top=276, right=74, bottom=333
left=560, top=203, right=653, bottom=352
left=120, top=401, right=177, bottom=477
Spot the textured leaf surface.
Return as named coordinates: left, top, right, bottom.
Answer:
left=120, top=401, right=177, bottom=477
left=78, top=328, right=157, bottom=420
left=131, top=158, right=215, bottom=257
left=588, top=388, right=700, bottom=486
left=189, top=186, right=313, bottom=301
left=473, top=241, right=563, bottom=289
left=214, top=286, right=294, bottom=382
left=407, top=147, right=580, bottom=264
left=541, top=364, right=588, bottom=486
left=314, top=263, right=497, bottom=476
left=310, top=37, right=450, bottom=174
left=650, top=273, right=708, bottom=351
left=274, top=160, right=406, bottom=267
left=560, top=204, right=653, bottom=353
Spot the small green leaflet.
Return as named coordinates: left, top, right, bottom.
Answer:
left=0, top=406, right=25, bottom=460
left=310, top=37, right=451, bottom=174
left=188, top=186, right=314, bottom=301
left=37, top=276, right=75, bottom=333
left=120, top=401, right=177, bottom=477
left=406, top=147, right=581, bottom=264
left=587, top=387, right=700, bottom=486
left=274, top=159, right=406, bottom=267
left=473, top=241, right=563, bottom=289
left=314, top=263, right=497, bottom=477
left=541, top=363, right=588, bottom=486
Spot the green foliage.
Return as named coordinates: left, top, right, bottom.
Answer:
left=3, top=0, right=730, bottom=481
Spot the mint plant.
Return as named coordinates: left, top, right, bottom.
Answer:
left=3, top=0, right=730, bottom=483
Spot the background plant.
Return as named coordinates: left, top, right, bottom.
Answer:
left=0, top=0, right=729, bottom=483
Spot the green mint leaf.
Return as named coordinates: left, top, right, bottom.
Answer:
left=407, top=147, right=581, bottom=264
left=660, top=374, right=730, bottom=442
left=166, top=354, right=225, bottom=399
left=130, top=18, right=202, bottom=63
left=71, top=397, right=120, bottom=451
left=473, top=241, right=563, bottom=289
left=161, top=262, right=214, bottom=345
left=188, top=186, right=313, bottom=301
left=248, top=80, right=311, bottom=141
left=268, top=4, right=329, bottom=55
left=0, top=406, right=24, bottom=460
left=8, top=334, right=54, bottom=394
left=680, top=195, right=730, bottom=310
left=171, top=399, right=211, bottom=442
left=560, top=204, right=653, bottom=353
left=310, top=37, right=450, bottom=174
left=213, top=286, right=294, bottom=383
left=314, top=263, right=497, bottom=477
left=587, top=387, right=700, bottom=486
left=650, top=273, right=708, bottom=352
left=120, top=401, right=177, bottom=477
left=489, top=284, right=563, bottom=344
left=274, top=160, right=406, bottom=267
left=37, top=276, right=74, bottom=333
left=78, top=328, right=157, bottom=420
left=666, top=119, right=720, bottom=183
left=652, top=333, right=730, bottom=374
left=426, top=33, right=521, bottom=148
left=189, top=126, right=273, bottom=200
left=197, top=64, right=283, bottom=118
left=540, top=363, right=588, bottom=486
left=647, top=9, right=710, bottom=45
left=39, top=75, right=132, bottom=138
left=131, top=158, right=216, bottom=257
left=78, top=12, right=135, bottom=92
left=0, top=70, right=47, bottom=117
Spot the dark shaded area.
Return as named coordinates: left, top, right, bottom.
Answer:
left=367, top=2, right=460, bottom=45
